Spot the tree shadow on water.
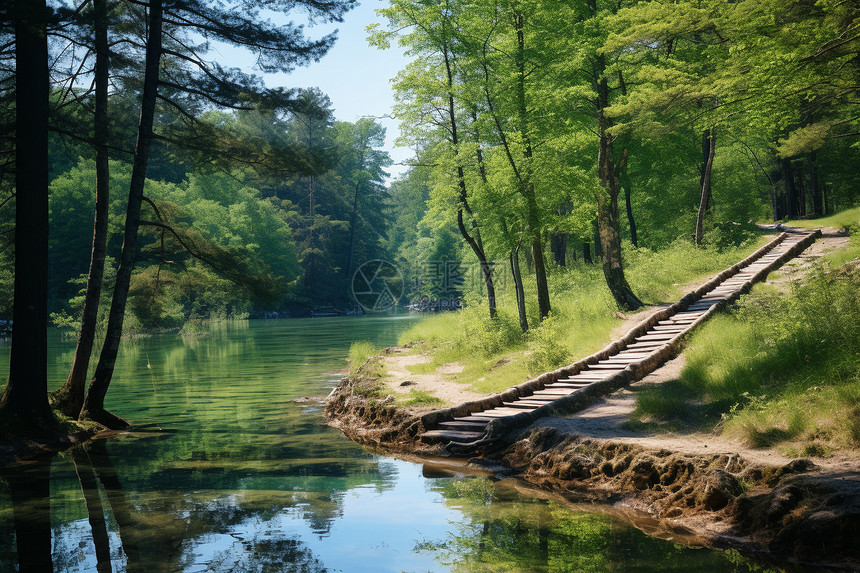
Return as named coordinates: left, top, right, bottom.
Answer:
left=0, top=455, right=54, bottom=573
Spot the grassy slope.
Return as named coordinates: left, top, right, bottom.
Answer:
left=398, top=225, right=773, bottom=395
left=631, top=209, right=860, bottom=456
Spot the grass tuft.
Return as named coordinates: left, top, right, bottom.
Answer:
left=400, top=389, right=444, bottom=407
left=348, top=340, right=378, bottom=377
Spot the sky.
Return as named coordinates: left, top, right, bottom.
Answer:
left=215, top=1, right=413, bottom=181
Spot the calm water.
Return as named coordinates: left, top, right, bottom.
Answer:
left=0, top=316, right=787, bottom=572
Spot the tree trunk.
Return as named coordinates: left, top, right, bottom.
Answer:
left=0, top=0, right=55, bottom=431
left=796, top=168, right=807, bottom=216
left=514, top=10, right=550, bottom=319
left=51, top=0, right=111, bottom=419
left=344, top=180, right=360, bottom=282
left=510, top=244, right=528, bottom=333
left=583, top=243, right=592, bottom=264
left=808, top=152, right=822, bottom=216
left=822, top=180, right=829, bottom=215
left=595, top=78, right=642, bottom=310
left=623, top=183, right=637, bottom=247
left=615, top=73, right=637, bottom=249
left=770, top=178, right=781, bottom=221
left=695, top=128, right=716, bottom=245
left=81, top=0, right=163, bottom=429
left=550, top=233, right=568, bottom=266
left=443, top=39, right=496, bottom=318
left=532, top=231, right=551, bottom=318
left=782, top=158, right=797, bottom=219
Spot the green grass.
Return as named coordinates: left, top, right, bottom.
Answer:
left=399, top=389, right=444, bottom=407
left=399, top=233, right=771, bottom=395
left=348, top=340, right=378, bottom=377
left=789, top=206, right=860, bottom=268
left=631, top=262, right=860, bottom=454
left=785, top=205, right=860, bottom=231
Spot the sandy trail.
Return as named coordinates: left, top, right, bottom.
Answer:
left=381, top=348, right=484, bottom=405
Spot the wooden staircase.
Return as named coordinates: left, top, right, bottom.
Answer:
left=419, top=229, right=821, bottom=452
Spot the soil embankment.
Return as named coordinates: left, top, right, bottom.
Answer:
left=325, top=228, right=859, bottom=568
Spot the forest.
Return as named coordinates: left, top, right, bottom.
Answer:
left=0, top=0, right=857, bottom=427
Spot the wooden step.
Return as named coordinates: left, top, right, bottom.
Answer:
left=438, top=420, right=488, bottom=431
left=422, top=430, right=484, bottom=441
left=453, top=415, right=494, bottom=423
left=478, top=408, right=533, bottom=418
left=601, top=356, right=646, bottom=364
left=518, top=394, right=564, bottom=402
left=502, top=401, right=544, bottom=409
left=531, top=388, right=579, bottom=395
left=634, top=333, right=676, bottom=341
left=585, top=363, right=629, bottom=370
left=624, top=342, right=668, bottom=351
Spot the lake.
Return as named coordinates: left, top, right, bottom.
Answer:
left=0, top=316, right=788, bottom=572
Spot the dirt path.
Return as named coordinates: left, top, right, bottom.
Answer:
left=380, top=347, right=484, bottom=405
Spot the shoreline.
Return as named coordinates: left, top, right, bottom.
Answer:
left=324, top=374, right=859, bottom=569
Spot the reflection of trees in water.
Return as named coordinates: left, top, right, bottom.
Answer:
left=0, top=457, right=53, bottom=573
left=207, top=537, right=327, bottom=573
left=0, top=434, right=398, bottom=571
left=420, top=477, right=773, bottom=573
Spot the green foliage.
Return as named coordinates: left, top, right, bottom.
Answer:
left=525, top=313, right=570, bottom=373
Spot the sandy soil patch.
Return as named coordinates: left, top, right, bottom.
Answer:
left=380, top=347, right=483, bottom=406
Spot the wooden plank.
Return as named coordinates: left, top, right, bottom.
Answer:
left=531, top=388, right=577, bottom=395
left=518, top=394, right=563, bottom=401
left=422, top=430, right=484, bottom=440
left=624, top=342, right=667, bottom=350
left=601, top=357, right=645, bottom=364
left=502, top=401, right=544, bottom=409
left=438, top=420, right=488, bottom=430
left=634, top=333, right=675, bottom=341
left=454, top=416, right=494, bottom=423
left=478, top=409, right=532, bottom=418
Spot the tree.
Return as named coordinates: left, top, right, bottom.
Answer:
left=339, top=118, right=392, bottom=292
left=0, top=0, right=56, bottom=431
left=79, top=0, right=355, bottom=427
left=372, top=0, right=500, bottom=318
left=50, top=0, right=112, bottom=419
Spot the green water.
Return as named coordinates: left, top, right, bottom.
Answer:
left=0, top=316, right=789, bottom=572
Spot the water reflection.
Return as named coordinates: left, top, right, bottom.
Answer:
left=0, top=318, right=802, bottom=571
left=1, top=457, right=53, bottom=573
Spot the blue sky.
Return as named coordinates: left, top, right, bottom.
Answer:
left=216, top=1, right=412, bottom=181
